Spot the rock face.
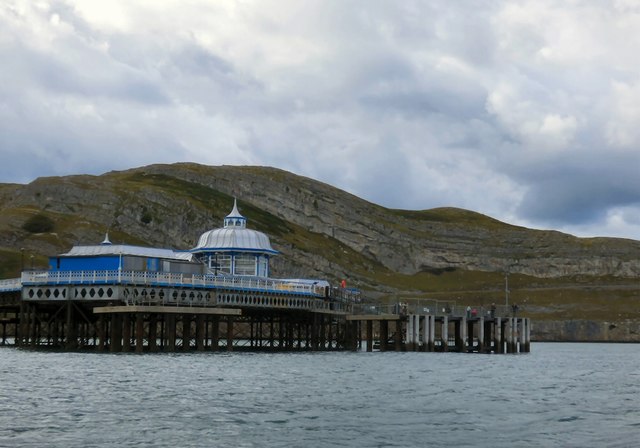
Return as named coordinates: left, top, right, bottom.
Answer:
left=532, top=320, right=640, bottom=342
left=1, top=163, right=639, bottom=279
left=133, top=164, right=640, bottom=279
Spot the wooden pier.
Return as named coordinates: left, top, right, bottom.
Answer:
left=1, top=288, right=530, bottom=354
left=3, top=299, right=352, bottom=352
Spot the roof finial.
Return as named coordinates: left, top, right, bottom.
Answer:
left=101, top=232, right=112, bottom=245
left=224, top=198, right=247, bottom=228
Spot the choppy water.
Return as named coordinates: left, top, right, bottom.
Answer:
left=0, top=343, right=638, bottom=447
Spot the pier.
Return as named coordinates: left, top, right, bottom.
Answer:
left=0, top=271, right=529, bottom=353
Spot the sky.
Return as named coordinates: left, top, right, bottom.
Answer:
left=1, top=1, right=640, bottom=241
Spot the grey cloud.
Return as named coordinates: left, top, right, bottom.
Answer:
left=516, top=152, right=640, bottom=225
left=1, top=1, right=639, bottom=240
left=4, top=42, right=169, bottom=106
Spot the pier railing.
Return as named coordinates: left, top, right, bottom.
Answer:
left=21, top=270, right=327, bottom=297
left=13, top=271, right=521, bottom=318
left=352, top=301, right=518, bottom=319
left=120, top=289, right=352, bottom=314
left=0, top=278, right=21, bottom=292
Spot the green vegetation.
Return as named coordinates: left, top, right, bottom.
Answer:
left=125, top=173, right=230, bottom=209
left=22, top=213, right=55, bottom=233
left=140, top=207, right=153, bottom=225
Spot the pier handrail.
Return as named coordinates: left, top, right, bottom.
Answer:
left=351, top=301, right=516, bottom=319
left=20, top=270, right=328, bottom=297
left=0, top=277, right=21, bottom=292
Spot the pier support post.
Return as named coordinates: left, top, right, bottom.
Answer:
left=30, top=304, right=38, bottom=348
left=226, top=318, right=234, bottom=352
left=379, top=320, right=389, bottom=352
left=182, top=314, right=191, bottom=351
left=348, top=321, right=359, bottom=351
left=478, top=317, right=485, bottom=353
left=505, top=318, right=514, bottom=353
left=428, top=315, right=435, bottom=352
left=311, top=314, right=319, bottom=351
left=494, top=317, right=504, bottom=353
left=519, top=318, right=526, bottom=353
left=525, top=318, right=531, bottom=352
left=422, top=315, right=428, bottom=352
left=366, top=320, right=373, bottom=352
left=467, top=318, right=474, bottom=352
left=455, top=318, right=466, bottom=352
left=110, top=313, right=122, bottom=353
left=97, top=314, right=105, bottom=352
left=395, top=320, right=403, bottom=351
left=122, top=313, right=131, bottom=352
left=211, top=316, right=219, bottom=351
left=318, top=315, right=326, bottom=350
left=196, top=315, right=205, bottom=351
left=504, top=318, right=511, bottom=353
left=511, top=318, right=517, bottom=353
left=406, top=314, right=414, bottom=350
left=17, top=301, right=26, bottom=347
left=442, top=316, right=449, bottom=352
left=483, top=319, right=492, bottom=353
left=167, top=314, right=176, bottom=352
left=494, top=317, right=502, bottom=353
left=135, top=313, right=144, bottom=353
left=148, top=314, right=158, bottom=352
left=65, top=301, right=77, bottom=350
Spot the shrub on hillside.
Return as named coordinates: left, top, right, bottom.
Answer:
left=22, top=214, right=55, bottom=233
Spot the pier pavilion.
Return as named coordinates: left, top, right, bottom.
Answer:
left=0, top=201, right=530, bottom=353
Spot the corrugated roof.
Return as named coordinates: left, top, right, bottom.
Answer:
left=59, top=245, right=194, bottom=261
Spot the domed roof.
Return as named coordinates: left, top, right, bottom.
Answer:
left=193, top=228, right=276, bottom=253
left=191, top=200, right=278, bottom=254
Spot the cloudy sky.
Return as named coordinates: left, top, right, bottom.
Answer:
left=2, top=1, right=640, bottom=240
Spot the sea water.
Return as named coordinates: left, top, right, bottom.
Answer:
left=0, top=343, right=638, bottom=447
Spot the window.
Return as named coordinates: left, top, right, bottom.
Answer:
left=211, top=254, right=232, bottom=275
left=234, top=254, right=256, bottom=276
left=257, top=256, right=269, bottom=277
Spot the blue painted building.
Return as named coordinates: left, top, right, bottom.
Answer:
left=49, top=200, right=278, bottom=277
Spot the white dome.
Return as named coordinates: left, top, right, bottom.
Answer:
left=193, top=228, right=277, bottom=253
left=192, top=199, right=278, bottom=255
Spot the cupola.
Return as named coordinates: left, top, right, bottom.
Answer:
left=191, top=199, right=278, bottom=277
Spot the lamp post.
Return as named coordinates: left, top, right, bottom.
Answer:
left=505, top=260, right=519, bottom=307
left=118, top=249, right=122, bottom=283
left=504, top=270, right=509, bottom=306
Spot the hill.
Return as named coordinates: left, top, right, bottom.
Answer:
left=1, top=163, right=638, bottom=340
